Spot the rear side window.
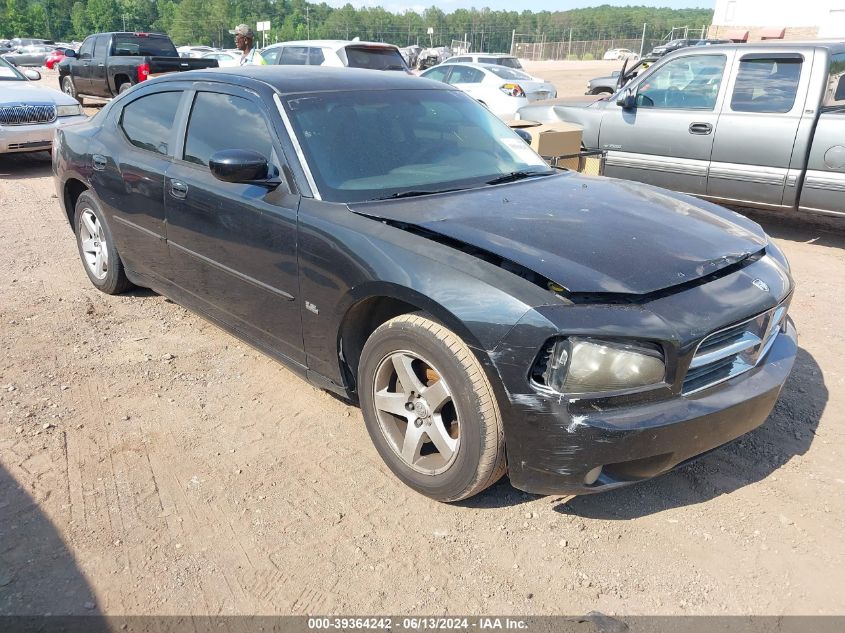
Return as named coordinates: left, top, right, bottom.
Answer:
left=731, top=57, right=802, bottom=113
left=498, top=57, right=522, bottom=69
left=309, top=47, right=325, bottom=65
left=279, top=47, right=308, bottom=65
left=261, top=47, right=281, bottom=64
left=343, top=46, right=406, bottom=70
left=183, top=92, right=273, bottom=167
left=111, top=35, right=177, bottom=57
left=825, top=53, right=845, bottom=109
left=447, top=66, right=484, bottom=84
left=120, top=91, right=183, bottom=155
left=422, top=66, right=450, bottom=82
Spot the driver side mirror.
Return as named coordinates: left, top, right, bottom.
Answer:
left=64, top=49, right=76, bottom=58
left=616, top=88, right=636, bottom=109
left=24, top=69, right=41, bottom=81
left=209, top=149, right=280, bottom=188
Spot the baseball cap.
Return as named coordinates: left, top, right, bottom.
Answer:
left=229, top=24, right=254, bottom=38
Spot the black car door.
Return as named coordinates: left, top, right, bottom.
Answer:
left=89, top=35, right=109, bottom=97
left=73, top=36, right=95, bottom=93
left=91, top=87, right=186, bottom=280
left=163, top=84, right=305, bottom=366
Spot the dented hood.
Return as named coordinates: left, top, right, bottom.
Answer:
left=348, top=173, right=768, bottom=296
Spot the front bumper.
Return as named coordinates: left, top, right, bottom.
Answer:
left=504, top=320, right=797, bottom=495
left=0, top=115, right=87, bottom=153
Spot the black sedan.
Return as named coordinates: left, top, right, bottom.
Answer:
left=53, top=67, right=797, bottom=502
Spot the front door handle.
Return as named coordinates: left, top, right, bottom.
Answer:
left=170, top=180, right=188, bottom=199
left=689, top=122, right=713, bottom=135
left=92, top=154, right=107, bottom=171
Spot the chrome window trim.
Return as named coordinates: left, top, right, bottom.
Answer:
left=273, top=92, right=321, bottom=200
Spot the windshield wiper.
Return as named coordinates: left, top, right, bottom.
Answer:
left=375, top=188, right=463, bottom=200
left=486, top=170, right=555, bottom=185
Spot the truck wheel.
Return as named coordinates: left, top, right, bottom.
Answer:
left=118, top=82, right=133, bottom=95
left=590, top=88, right=613, bottom=95
left=74, top=192, right=133, bottom=295
left=358, top=313, right=507, bottom=502
left=62, top=76, right=82, bottom=104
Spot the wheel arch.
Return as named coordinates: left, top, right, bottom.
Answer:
left=63, top=178, right=89, bottom=228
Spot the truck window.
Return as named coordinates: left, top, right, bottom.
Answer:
left=119, top=91, right=183, bottom=155
left=78, top=36, right=94, bottom=60
left=731, top=56, right=803, bottom=113
left=636, top=54, right=725, bottom=110
left=824, top=53, right=845, bottom=110
left=183, top=92, right=274, bottom=167
left=111, top=35, right=178, bottom=58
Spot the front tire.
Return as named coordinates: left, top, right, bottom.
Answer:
left=358, top=313, right=506, bottom=502
left=74, top=192, right=133, bottom=295
left=62, top=76, right=82, bottom=104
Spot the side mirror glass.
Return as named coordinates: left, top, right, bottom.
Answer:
left=209, top=149, right=272, bottom=184
left=64, top=49, right=76, bottom=58
left=24, top=69, right=41, bottom=81
left=616, top=88, right=636, bottom=109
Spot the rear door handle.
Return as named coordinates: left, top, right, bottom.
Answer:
left=92, top=154, right=107, bottom=171
left=689, top=122, right=713, bottom=135
left=170, top=180, right=188, bottom=199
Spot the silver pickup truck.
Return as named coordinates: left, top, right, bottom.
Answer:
left=519, top=41, right=845, bottom=218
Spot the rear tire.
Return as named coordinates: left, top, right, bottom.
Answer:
left=62, top=76, right=82, bottom=104
left=358, top=313, right=507, bottom=502
left=74, top=192, right=133, bottom=295
left=118, top=81, right=132, bottom=95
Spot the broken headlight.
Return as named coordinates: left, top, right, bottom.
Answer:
left=533, top=338, right=665, bottom=395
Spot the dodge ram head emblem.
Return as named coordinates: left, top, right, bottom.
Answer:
left=752, top=279, right=770, bottom=292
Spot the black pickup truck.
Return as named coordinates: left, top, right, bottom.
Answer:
left=58, top=32, right=217, bottom=104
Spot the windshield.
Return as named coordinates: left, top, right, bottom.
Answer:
left=283, top=89, right=551, bottom=203
left=111, top=35, right=178, bottom=57
left=343, top=46, right=407, bottom=71
left=0, top=56, right=25, bottom=81
left=487, top=66, right=532, bottom=80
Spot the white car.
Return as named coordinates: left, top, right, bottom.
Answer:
left=420, top=62, right=557, bottom=120
left=0, top=57, right=86, bottom=154
left=201, top=50, right=241, bottom=68
left=603, top=48, right=639, bottom=61
left=259, top=39, right=409, bottom=72
left=177, top=46, right=216, bottom=59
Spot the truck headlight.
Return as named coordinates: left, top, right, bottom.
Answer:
left=56, top=104, right=83, bottom=117
left=533, top=337, right=665, bottom=395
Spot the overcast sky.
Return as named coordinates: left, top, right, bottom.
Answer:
left=326, top=0, right=715, bottom=15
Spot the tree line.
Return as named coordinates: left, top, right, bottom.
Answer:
left=1, top=0, right=712, bottom=54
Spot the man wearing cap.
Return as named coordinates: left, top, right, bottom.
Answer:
left=230, top=24, right=266, bottom=66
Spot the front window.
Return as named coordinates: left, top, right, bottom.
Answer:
left=636, top=54, right=726, bottom=110
left=0, top=56, right=25, bottom=81
left=283, top=89, right=551, bottom=203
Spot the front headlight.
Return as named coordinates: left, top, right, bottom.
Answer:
left=56, top=104, right=82, bottom=117
left=533, top=337, right=665, bottom=395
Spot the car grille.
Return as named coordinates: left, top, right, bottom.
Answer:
left=683, top=303, right=789, bottom=395
left=0, top=104, right=57, bottom=126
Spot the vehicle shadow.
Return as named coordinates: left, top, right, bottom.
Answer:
left=0, top=461, right=105, bottom=621
left=0, top=151, right=53, bottom=180
left=552, top=346, right=824, bottom=520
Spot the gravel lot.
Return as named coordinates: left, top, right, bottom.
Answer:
left=0, top=62, right=843, bottom=617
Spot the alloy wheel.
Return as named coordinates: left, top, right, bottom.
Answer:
left=79, top=208, right=109, bottom=280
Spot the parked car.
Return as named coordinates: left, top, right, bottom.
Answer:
left=421, top=62, right=556, bottom=119
left=57, top=32, right=218, bottom=105
left=53, top=66, right=796, bottom=501
left=201, top=50, right=240, bottom=67
left=177, top=45, right=216, bottom=58
left=650, top=38, right=701, bottom=57
left=603, top=48, right=639, bottom=61
left=2, top=44, right=57, bottom=67
left=416, top=46, right=452, bottom=70
left=695, top=39, right=733, bottom=46
left=585, top=55, right=658, bottom=95
left=447, top=53, right=524, bottom=70
left=45, top=47, right=74, bottom=70
left=260, top=40, right=409, bottom=72
left=399, top=45, right=422, bottom=68
left=519, top=41, right=845, bottom=218
left=0, top=56, right=86, bottom=153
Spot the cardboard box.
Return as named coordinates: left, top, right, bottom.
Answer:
left=507, top=119, right=583, bottom=162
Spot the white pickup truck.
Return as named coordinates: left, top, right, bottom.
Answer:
left=519, top=41, right=845, bottom=219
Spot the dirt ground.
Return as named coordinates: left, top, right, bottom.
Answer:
left=1, top=62, right=844, bottom=618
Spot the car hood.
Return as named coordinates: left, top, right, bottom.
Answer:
left=348, top=173, right=768, bottom=297
left=0, top=81, right=78, bottom=106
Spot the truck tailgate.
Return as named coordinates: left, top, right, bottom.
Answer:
left=148, top=57, right=218, bottom=74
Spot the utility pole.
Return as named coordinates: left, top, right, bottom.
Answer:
left=639, top=23, right=646, bottom=57
left=306, top=6, right=310, bottom=40
left=510, top=29, right=515, bottom=56
left=122, top=14, right=127, bottom=31
left=568, top=27, right=572, bottom=59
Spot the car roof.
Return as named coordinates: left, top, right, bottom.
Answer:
left=663, top=40, right=845, bottom=55
left=263, top=39, right=400, bottom=52
left=155, top=65, right=452, bottom=94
